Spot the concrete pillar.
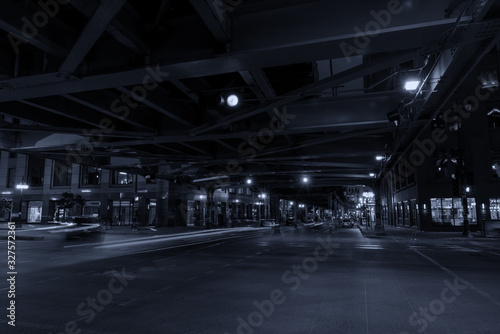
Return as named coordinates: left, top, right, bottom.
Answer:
left=40, top=158, right=52, bottom=223
left=374, top=183, right=385, bottom=234
left=155, top=180, right=169, bottom=228
left=270, top=195, right=280, bottom=224
left=0, top=151, right=9, bottom=188
left=137, top=196, right=148, bottom=226
left=205, top=187, right=215, bottom=228
left=167, top=180, right=188, bottom=227
left=293, top=200, right=298, bottom=224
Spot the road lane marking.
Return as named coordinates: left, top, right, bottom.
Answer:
left=255, top=251, right=262, bottom=255
left=413, top=249, right=500, bottom=307
left=204, top=270, right=215, bottom=274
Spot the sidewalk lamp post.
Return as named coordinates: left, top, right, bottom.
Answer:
left=16, top=183, right=29, bottom=225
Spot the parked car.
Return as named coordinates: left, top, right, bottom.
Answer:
left=260, top=219, right=277, bottom=227
left=341, top=218, right=354, bottom=228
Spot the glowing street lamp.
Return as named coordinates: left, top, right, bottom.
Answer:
left=226, top=94, right=239, bottom=107
left=16, top=183, right=29, bottom=224
left=404, top=80, right=420, bottom=91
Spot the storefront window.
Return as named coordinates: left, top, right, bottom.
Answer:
left=490, top=198, right=500, bottom=220
left=468, top=199, right=477, bottom=223
left=431, top=198, right=477, bottom=225
left=452, top=198, right=464, bottom=226
left=82, top=201, right=100, bottom=217
left=28, top=201, right=43, bottom=223
left=431, top=198, right=442, bottom=225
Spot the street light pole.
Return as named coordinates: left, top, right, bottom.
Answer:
left=16, top=183, right=29, bottom=226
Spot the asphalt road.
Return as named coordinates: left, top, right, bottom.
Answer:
left=1, top=224, right=500, bottom=334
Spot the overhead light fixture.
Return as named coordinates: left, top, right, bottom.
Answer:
left=302, top=177, right=308, bottom=183
left=465, top=186, right=471, bottom=193
left=369, top=173, right=376, bottom=177
left=246, top=178, right=252, bottom=185
left=226, top=94, right=239, bottom=107
left=2, top=191, right=12, bottom=195
left=16, top=184, right=29, bottom=190
left=375, top=156, right=384, bottom=161
left=81, top=189, right=91, bottom=193
left=404, top=80, right=421, bottom=91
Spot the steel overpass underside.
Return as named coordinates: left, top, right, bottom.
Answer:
left=1, top=0, right=500, bottom=196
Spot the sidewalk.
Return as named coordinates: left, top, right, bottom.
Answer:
left=358, top=224, right=500, bottom=241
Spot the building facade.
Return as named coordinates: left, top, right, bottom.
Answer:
left=0, top=152, right=267, bottom=227
left=380, top=93, right=500, bottom=231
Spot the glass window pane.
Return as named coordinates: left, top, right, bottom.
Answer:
left=112, top=171, right=132, bottom=185
left=28, top=201, right=43, bottom=223
left=431, top=198, right=442, bottom=225
left=468, top=198, right=477, bottom=224
left=53, top=161, right=72, bottom=187
left=453, top=198, right=463, bottom=226
left=82, top=166, right=101, bottom=186
left=490, top=198, right=499, bottom=220
left=442, top=198, right=453, bottom=225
